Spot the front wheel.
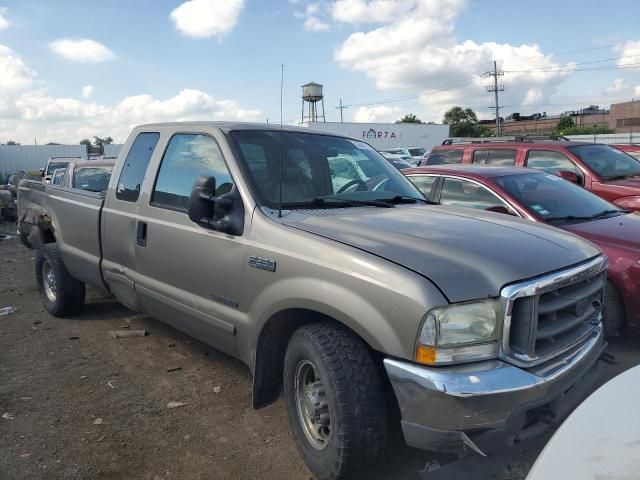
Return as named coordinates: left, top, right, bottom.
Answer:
left=35, top=243, right=85, bottom=316
left=283, top=322, right=387, bottom=480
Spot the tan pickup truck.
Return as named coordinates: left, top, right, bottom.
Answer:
left=18, top=122, right=608, bottom=479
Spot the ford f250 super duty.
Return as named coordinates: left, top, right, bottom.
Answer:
left=18, top=122, right=608, bottom=480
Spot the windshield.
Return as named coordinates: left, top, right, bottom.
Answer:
left=495, top=172, right=624, bottom=223
left=229, top=130, right=423, bottom=208
left=46, top=161, right=70, bottom=175
left=408, top=148, right=426, bottom=157
left=569, top=144, right=640, bottom=180
left=73, top=166, right=113, bottom=192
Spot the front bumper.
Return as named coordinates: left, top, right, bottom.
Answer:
left=384, top=327, right=605, bottom=455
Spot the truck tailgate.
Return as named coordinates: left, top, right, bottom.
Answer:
left=18, top=180, right=106, bottom=289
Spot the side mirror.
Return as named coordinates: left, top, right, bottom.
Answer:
left=555, top=170, right=579, bottom=184
left=485, top=205, right=515, bottom=216
left=40, top=168, right=45, bottom=176
left=188, top=176, right=244, bottom=235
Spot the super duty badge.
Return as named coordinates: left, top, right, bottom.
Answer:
left=249, top=256, right=276, bottom=272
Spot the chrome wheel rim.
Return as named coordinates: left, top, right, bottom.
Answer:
left=294, top=360, right=331, bottom=450
left=42, top=260, right=57, bottom=303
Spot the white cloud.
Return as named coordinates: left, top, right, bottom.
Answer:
left=0, top=8, right=10, bottom=31
left=522, top=87, right=544, bottom=106
left=0, top=48, right=260, bottom=144
left=294, top=2, right=331, bottom=31
left=49, top=38, right=116, bottom=63
left=304, top=16, right=330, bottom=31
left=82, top=85, right=94, bottom=98
left=170, top=0, right=245, bottom=38
left=615, top=40, right=640, bottom=69
left=352, top=105, right=401, bottom=122
left=0, top=45, right=36, bottom=91
left=332, top=1, right=571, bottom=121
left=604, top=78, right=629, bottom=95
left=332, top=0, right=431, bottom=24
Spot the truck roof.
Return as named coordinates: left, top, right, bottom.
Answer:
left=136, top=121, right=345, bottom=137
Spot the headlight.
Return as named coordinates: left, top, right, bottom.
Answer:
left=415, top=299, right=501, bottom=365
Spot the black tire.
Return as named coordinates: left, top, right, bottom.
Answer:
left=603, top=280, right=625, bottom=336
left=35, top=243, right=85, bottom=317
left=283, top=322, right=387, bottom=480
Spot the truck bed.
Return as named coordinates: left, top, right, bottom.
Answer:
left=18, top=179, right=106, bottom=289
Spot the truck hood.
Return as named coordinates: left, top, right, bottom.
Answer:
left=561, top=213, right=640, bottom=254
left=282, top=205, right=601, bottom=303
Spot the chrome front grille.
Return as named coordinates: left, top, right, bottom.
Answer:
left=500, top=256, right=607, bottom=367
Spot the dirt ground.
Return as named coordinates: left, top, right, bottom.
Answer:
left=1, top=223, right=639, bottom=480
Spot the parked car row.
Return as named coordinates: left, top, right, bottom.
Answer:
left=419, top=138, right=640, bottom=211
left=15, top=124, right=621, bottom=480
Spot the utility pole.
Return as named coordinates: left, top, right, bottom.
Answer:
left=336, top=98, right=347, bottom=123
left=484, top=61, right=505, bottom=136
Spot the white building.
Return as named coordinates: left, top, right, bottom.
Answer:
left=302, top=121, right=450, bottom=151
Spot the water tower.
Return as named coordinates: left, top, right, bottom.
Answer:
left=301, top=81, right=326, bottom=123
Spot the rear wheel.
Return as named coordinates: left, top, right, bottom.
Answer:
left=35, top=243, right=85, bottom=316
left=603, top=280, right=626, bottom=336
left=283, top=322, right=387, bottom=480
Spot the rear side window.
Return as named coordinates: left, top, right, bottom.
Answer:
left=425, top=149, right=463, bottom=165
left=152, top=134, right=234, bottom=213
left=408, top=175, right=438, bottom=200
left=472, top=149, right=517, bottom=165
left=526, top=150, right=577, bottom=175
left=116, top=132, right=160, bottom=202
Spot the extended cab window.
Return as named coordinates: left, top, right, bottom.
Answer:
left=152, top=134, right=233, bottom=212
left=116, top=132, right=160, bottom=202
left=472, top=149, right=517, bottom=165
left=408, top=175, right=438, bottom=201
left=526, top=150, right=578, bottom=175
left=440, top=177, right=505, bottom=210
left=425, top=149, right=463, bottom=165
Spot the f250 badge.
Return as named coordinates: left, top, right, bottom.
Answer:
left=249, top=256, right=276, bottom=273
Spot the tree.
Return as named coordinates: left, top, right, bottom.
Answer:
left=556, top=115, right=575, bottom=134
left=442, top=106, right=485, bottom=137
left=46, top=142, right=61, bottom=145
left=80, top=139, right=92, bottom=145
left=93, top=136, right=113, bottom=146
left=396, top=113, right=424, bottom=124
left=561, top=125, right=615, bottom=135
left=5, top=140, right=20, bottom=145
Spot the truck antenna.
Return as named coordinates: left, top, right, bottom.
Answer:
left=278, top=64, right=284, bottom=218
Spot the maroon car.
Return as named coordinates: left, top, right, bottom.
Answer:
left=422, top=139, right=640, bottom=212
left=405, top=164, right=640, bottom=337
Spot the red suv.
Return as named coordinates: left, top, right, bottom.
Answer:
left=422, top=139, right=640, bottom=211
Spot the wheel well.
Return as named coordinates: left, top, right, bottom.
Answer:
left=41, top=228, right=55, bottom=244
left=252, top=309, right=387, bottom=410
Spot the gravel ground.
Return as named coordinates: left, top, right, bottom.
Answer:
left=1, top=224, right=639, bottom=480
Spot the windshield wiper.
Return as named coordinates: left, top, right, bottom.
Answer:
left=588, top=209, right=627, bottom=219
left=545, top=215, right=593, bottom=223
left=374, top=195, right=437, bottom=205
left=546, top=209, right=626, bottom=223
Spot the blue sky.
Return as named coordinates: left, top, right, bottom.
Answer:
left=0, top=0, right=639, bottom=143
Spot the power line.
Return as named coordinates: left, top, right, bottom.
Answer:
left=342, top=77, right=476, bottom=108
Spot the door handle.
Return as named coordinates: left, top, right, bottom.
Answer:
left=136, top=221, right=147, bottom=247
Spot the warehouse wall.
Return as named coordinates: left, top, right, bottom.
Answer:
left=0, top=144, right=123, bottom=177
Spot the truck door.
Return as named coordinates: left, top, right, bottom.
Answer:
left=133, top=132, right=245, bottom=357
left=102, top=132, right=161, bottom=311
